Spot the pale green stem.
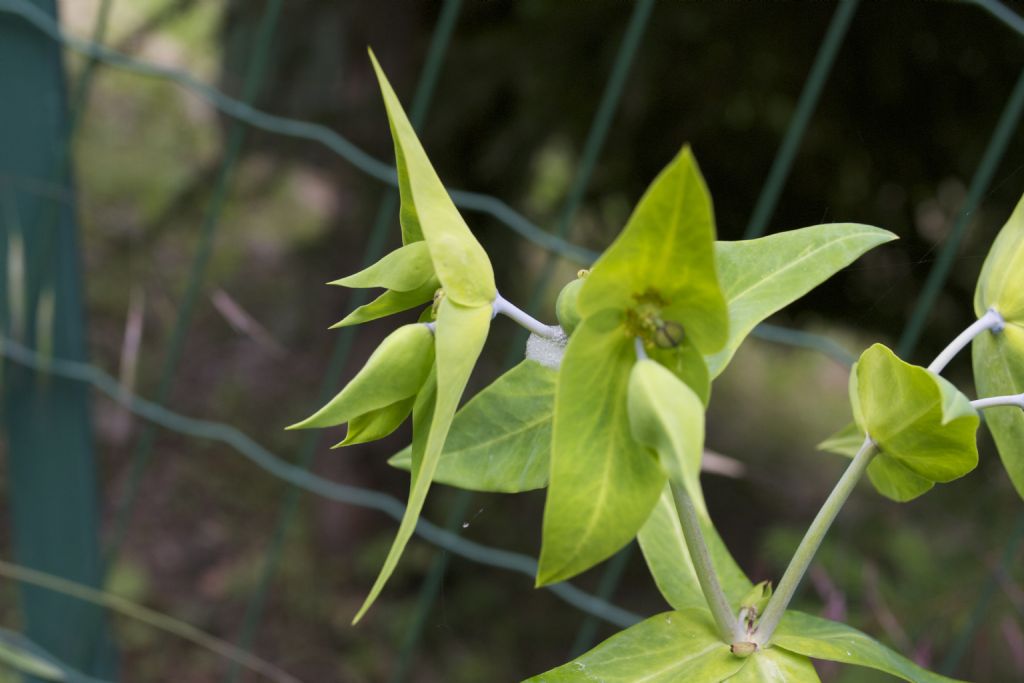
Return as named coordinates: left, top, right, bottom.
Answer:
left=670, top=481, right=737, bottom=643
left=753, top=437, right=878, bottom=646
left=927, top=307, right=1004, bottom=374
left=492, top=292, right=561, bottom=339
left=972, top=393, right=1024, bottom=410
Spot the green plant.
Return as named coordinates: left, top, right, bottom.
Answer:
left=290, top=52, right=1024, bottom=682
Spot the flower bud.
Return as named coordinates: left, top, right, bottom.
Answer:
left=555, top=273, right=587, bottom=336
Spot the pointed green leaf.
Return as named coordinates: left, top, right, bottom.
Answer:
left=287, top=324, right=433, bottom=430
left=524, top=610, right=745, bottom=683
left=577, top=146, right=728, bottom=354
left=329, top=279, right=438, bottom=329
left=353, top=299, right=490, bottom=622
left=972, top=325, right=1024, bottom=497
left=369, top=51, right=496, bottom=307
left=853, top=344, right=979, bottom=486
left=638, top=485, right=753, bottom=612
left=773, top=611, right=965, bottom=683
left=707, top=224, right=897, bottom=377
left=334, top=395, right=415, bottom=448
left=818, top=422, right=933, bottom=502
left=330, top=241, right=435, bottom=292
left=388, top=360, right=556, bottom=492
left=975, top=193, right=1024, bottom=321
left=538, top=309, right=665, bottom=585
left=726, top=647, right=820, bottom=682
left=628, top=358, right=705, bottom=500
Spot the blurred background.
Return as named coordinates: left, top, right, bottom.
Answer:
left=1, top=0, right=1024, bottom=680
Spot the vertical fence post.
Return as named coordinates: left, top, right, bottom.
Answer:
left=0, top=1, right=114, bottom=677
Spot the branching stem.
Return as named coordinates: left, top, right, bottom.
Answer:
left=927, top=307, right=1004, bottom=374
left=972, top=393, right=1024, bottom=410
left=669, top=481, right=737, bottom=643
left=753, top=437, right=878, bottom=646
left=492, top=293, right=561, bottom=340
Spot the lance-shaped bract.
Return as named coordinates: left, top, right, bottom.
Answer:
left=369, top=49, right=496, bottom=308
left=289, top=53, right=498, bottom=622
left=337, top=396, right=418, bottom=449
left=973, top=192, right=1024, bottom=499
left=286, top=323, right=434, bottom=437
left=353, top=299, right=490, bottom=623
left=329, top=242, right=440, bottom=328
left=332, top=241, right=435, bottom=292
left=708, top=223, right=897, bottom=377
left=345, top=54, right=498, bottom=620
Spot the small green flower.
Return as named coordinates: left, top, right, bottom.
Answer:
left=538, top=146, right=729, bottom=585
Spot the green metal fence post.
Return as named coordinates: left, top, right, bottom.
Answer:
left=0, top=1, right=114, bottom=677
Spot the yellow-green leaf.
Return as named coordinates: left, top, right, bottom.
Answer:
left=353, top=299, right=490, bottom=622
left=369, top=51, right=496, bottom=307
left=287, top=324, right=433, bottom=430
left=707, top=224, right=896, bottom=378
left=577, top=146, right=728, bottom=354
left=726, top=647, right=820, bottom=682
left=524, top=610, right=745, bottom=683
left=818, top=422, right=933, bottom=502
left=773, top=611, right=966, bottom=683
left=538, top=309, right=665, bottom=585
left=329, top=279, right=438, bottom=329
left=330, top=241, right=435, bottom=292
left=334, top=396, right=416, bottom=448
left=853, top=344, right=979, bottom=487
left=628, top=359, right=705, bottom=499
left=388, top=360, right=556, bottom=492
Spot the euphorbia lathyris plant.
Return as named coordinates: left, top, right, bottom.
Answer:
left=290, top=51, right=1024, bottom=682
